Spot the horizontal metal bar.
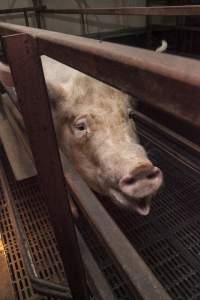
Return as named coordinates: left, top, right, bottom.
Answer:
left=0, top=6, right=45, bottom=15
left=0, top=22, right=199, bottom=129
left=40, top=5, right=200, bottom=16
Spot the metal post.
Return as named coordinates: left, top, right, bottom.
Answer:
left=23, top=10, right=29, bottom=27
left=80, top=13, right=86, bottom=35
left=32, top=0, right=41, bottom=28
left=2, top=33, right=89, bottom=300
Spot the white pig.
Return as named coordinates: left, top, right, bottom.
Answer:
left=0, top=56, right=163, bottom=216
left=42, top=56, right=163, bottom=216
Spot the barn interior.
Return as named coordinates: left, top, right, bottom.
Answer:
left=0, top=1, right=200, bottom=300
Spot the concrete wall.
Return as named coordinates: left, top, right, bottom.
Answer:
left=0, top=0, right=147, bottom=35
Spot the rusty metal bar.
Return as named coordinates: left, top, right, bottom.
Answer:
left=0, top=7, right=37, bottom=14
left=0, top=22, right=199, bottom=129
left=146, top=0, right=153, bottom=48
left=1, top=5, right=199, bottom=16
left=2, top=33, right=89, bottom=300
left=23, top=10, right=29, bottom=27
left=80, top=13, right=86, bottom=35
left=32, top=0, right=41, bottom=28
left=40, top=5, right=200, bottom=16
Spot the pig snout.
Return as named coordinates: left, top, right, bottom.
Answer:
left=119, top=165, right=163, bottom=199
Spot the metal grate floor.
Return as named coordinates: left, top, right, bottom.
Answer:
left=1, top=116, right=200, bottom=300
left=0, top=149, right=68, bottom=299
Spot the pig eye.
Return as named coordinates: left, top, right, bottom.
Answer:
left=75, top=122, right=86, bottom=131
left=128, top=110, right=134, bottom=119
left=73, top=117, right=88, bottom=137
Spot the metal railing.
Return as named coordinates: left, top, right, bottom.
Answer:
left=1, top=4, right=200, bottom=33
left=39, top=5, right=200, bottom=16
left=0, top=22, right=199, bottom=300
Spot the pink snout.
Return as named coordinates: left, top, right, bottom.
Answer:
left=119, top=165, right=163, bottom=199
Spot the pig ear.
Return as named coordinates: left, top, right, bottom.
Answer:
left=46, top=81, right=66, bottom=110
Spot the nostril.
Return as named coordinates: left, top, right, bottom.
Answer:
left=123, top=177, right=136, bottom=185
left=147, top=169, right=160, bottom=180
left=120, top=167, right=162, bottom=189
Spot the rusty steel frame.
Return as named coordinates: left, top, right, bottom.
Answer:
left=1, top=21, right=198, bottom=299
left=0, top=23, right=200, bottom=130
left=39, top=5, right=200, bottom=16
left=0, top=71, right=173, bottom=300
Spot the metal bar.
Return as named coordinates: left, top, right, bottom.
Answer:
left=0, top=22, right=199, bottom=131
left=76, top=230, right=116, bottom=300
left=0, top=7, right=40, bottom=14
left=2, top=33, right=89, bottom=300
left=1, top=5, right=200, bottom=16
left=23, top=10, right=29, bottom=27
left=146, top=0, right=152, bottom=48
left=32, top=0, right=41, bottom=28
left=40, top=5, right=200, bottom=16
left=80, top=13, right=86, bottom=35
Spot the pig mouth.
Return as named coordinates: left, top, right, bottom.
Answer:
left=109, top=188, right=151, bottom=216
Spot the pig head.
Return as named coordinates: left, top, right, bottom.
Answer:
left=43, top=56, right=163, bottom=216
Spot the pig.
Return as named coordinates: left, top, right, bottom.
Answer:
left=1, top=56, right=163, bottom=216
left=41, top=56, right=163, bottom=216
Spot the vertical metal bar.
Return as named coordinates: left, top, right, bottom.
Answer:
left=32, top=0, right=41, bottom=28
left=146, top=0, right=152, bottom=49
left=80, top=13, right=86, bottom=35
left=2, top=33, right=89, bottom=300
left=23, top=10, right=30, bottom=27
